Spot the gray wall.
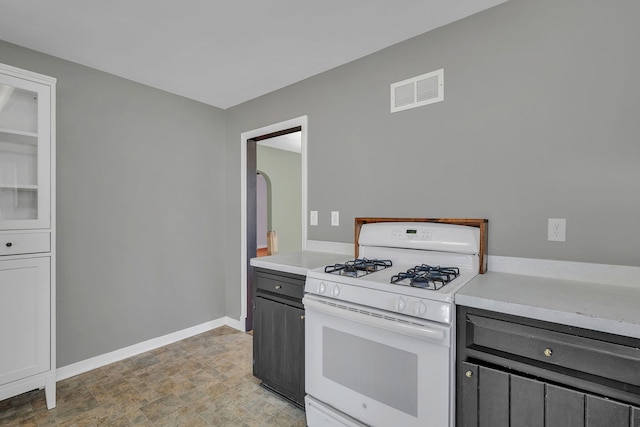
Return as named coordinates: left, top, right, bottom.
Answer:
left=0, top=40, right=228, bottom=366
left=225, top=0, right=640, bottom=318
left=257, top=145, right=302, bottom=254
left=256, top=173, right=268, bottom=248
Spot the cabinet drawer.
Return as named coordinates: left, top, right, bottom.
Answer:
left=465, top=311, right=640, bottom=388
left=255, top=268, right=305, bottom=301
left=256, top=274, right=304, bottom=300
left=0, top=233, right=50, bottom=256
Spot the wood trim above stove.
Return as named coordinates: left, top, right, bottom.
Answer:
left=354, top=218, right=489, bottom=274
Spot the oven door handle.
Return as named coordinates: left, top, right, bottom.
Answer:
left=303, top=296, right=447, bottom=344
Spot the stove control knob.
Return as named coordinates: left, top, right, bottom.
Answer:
left=318, top=282, right=326, bottom=294
left=332, top=285, right=341, bottom=297
left=414, top=301, right=427, bottom=316
left=396, top=297, right=406, bottom=312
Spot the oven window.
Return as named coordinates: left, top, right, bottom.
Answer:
left=322, top=326, right=418, bottom=417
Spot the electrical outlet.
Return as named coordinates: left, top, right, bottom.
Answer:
left=310, top=211, right=318, bottom=226
left=331, top=211, right=339, bottom=227
left=548, top=218, right=566, bottom=242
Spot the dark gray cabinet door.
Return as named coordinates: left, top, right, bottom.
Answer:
left=633, top=407, right=640, bottom=427
left=586, top=394, right=630, bottom=426
left=461, top=362, right=478, bottom=427
left=461, top=362, right=640, bottom=427
left=511, top=374, right=544, bottom=427
left=253, top=296, right=304, bottom=404
left=478, top=366, right=509, bottom=427
left=462, top=364, right=544, bottom=427
left=545, top=384, right=584, bottom=427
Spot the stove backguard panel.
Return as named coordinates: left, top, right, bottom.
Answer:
left=354, top=218, right=488, bottom=274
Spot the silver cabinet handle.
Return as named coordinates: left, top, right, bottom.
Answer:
left=275, top=285, right=282, bottom=289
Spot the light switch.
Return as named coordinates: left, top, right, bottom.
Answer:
left=331, top=211, right=339, bottom=226
left=310, top=211, right=318, bottom=226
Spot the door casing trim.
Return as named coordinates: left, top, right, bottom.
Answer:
left=240, top=116, right=308, bottom=329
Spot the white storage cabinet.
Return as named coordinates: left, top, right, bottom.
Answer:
left=0, top=63, right=56, bottom=409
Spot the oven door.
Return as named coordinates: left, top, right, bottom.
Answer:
left=304, top=295, right=453, bottom=427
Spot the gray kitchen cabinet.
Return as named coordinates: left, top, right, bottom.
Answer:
left=461, top=361, right=640, bottom=427
left=457, top=306, right=640, bottom=427
left=252, top=268, right=305, bottom=407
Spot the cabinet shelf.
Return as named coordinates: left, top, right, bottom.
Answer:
left=0, top=184, right=37, bottom=190
left=0, top=130, right=38, bottom=149
left=0, top=127, right=38, bottom=138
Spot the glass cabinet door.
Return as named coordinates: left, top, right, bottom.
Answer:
left=0, top=74, right=51, bottom=229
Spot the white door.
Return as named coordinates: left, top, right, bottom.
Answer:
left=0, top=257, right=50, bottom=386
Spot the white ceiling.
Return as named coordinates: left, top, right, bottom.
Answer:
left=0, top=0, right=508, bottom=109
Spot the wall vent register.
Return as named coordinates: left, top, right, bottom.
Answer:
left=390, top=68, right=444, bottom=113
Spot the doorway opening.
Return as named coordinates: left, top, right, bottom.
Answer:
left=240, top=116, right=308, bottom=331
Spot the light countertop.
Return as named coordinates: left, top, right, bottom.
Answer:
left=456, top=271, right=640, bottom=339
left=250, top=251, right=350, bottom=276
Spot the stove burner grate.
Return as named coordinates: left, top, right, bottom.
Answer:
left=390, top=264, right=460, bottom=290
left=325, top=258, right=392, bottom=278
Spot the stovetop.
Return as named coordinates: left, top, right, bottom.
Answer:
left=323, top=258, right=463, bottom=291
left=307, top=261, right=476, bottom=301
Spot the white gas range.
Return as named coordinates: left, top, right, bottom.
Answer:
left=303, top=218, right=488, bottom=427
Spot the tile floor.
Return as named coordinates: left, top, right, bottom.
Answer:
left=0, top=326, right=306, bottom=426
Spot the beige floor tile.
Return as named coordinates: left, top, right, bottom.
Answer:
left=0, top=326, right=306, bottom=426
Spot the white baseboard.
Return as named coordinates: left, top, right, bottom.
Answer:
left=224, top=316, right=244, bottom=331
left=56, top=316, right=244, bottom=382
